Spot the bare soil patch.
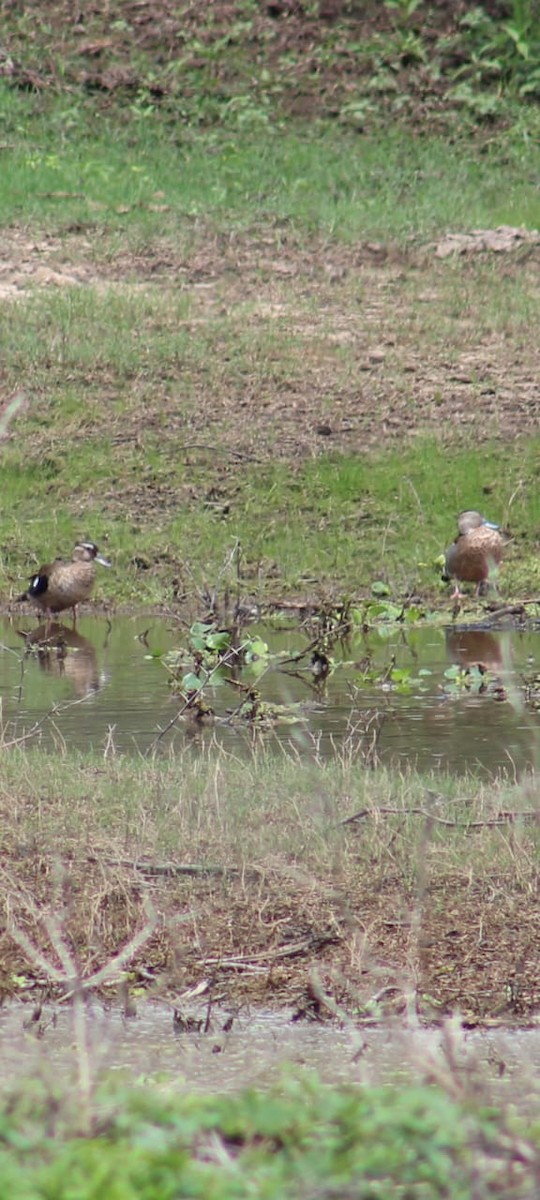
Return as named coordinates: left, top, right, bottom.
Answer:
left=2, top=227, right=540, bottom=469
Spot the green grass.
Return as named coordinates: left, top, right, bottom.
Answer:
left=1, top=85, right=540, bottom=241
left=0, top=79, right=538, bottom=612
left=0, top=243, right=539, bottom=607
left=239, top=441, right=540, bottom=593
left=2, top=431, right=540, bottom=608
left=0, top=1072, right=536, bottom=1199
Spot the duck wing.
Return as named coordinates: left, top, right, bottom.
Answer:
left=18, top=561, right=54, bottom=602
left=442, top=537, right=460, bottom=581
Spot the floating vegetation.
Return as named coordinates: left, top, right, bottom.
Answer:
left=157, top=580, right=537, bottom=736
left=165, top=620, right=272, bottom=698
left=226, top=682, right=309, bottom=728
left=441, top=662, right=506, bottom=700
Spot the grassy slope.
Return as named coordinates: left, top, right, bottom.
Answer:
left=2, top=88, right=540, bottom=236
left=1, top=88, right=540, bottom=607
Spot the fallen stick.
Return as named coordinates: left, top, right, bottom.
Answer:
left=201, top=933, right=339, bottom=970
left=89, top=856, right=263, bottom=881
left=340, top=807, right=539, bottom=828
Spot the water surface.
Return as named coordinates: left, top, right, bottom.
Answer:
left=2, top=1001, right=540, bottom=1105
left=0, top=615, right=538, bottom=774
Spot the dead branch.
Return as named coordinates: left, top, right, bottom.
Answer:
left=340, top=807, right=539, bottom=828
left=5, top=893, right=159, bottom=1132
left=93, top=857, right=263, bottom=881
left=201, top=933, right=339, bottom=969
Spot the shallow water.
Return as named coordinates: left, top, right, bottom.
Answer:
left=0, top=615, right=538, bottom=774
left=2, top=1001, right=540, bottom=1104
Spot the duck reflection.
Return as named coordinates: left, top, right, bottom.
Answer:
left=19, top=622, right=100, bottom=698
left=445, top=629, right=506, bottom=673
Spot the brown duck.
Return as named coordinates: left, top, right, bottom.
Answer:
left=18, top=541, right=111, bottom=623
left=443, top=511, right=504, bottom=599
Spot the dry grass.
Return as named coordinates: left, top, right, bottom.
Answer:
left=0, top=745, right=538, bottom=1021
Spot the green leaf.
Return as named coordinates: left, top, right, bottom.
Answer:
left=371, top=580, right=391, bottom=597
left=206, top=630, right=231, bottom=652
left=366, top=601, right=403, bottom=622
left=246, top=657, right=268, bottom=679
left=182, top=672, right=204, bottom=691
left=390, top=668, right=411, bottom=683
left=245, top=637, right=270, bottom=661
left=190, top=621, right=214, bottom=638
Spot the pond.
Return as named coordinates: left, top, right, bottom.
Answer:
left=2, top=1001, right=540, bottom=1105
left=0, top=614, right=538, bottom=775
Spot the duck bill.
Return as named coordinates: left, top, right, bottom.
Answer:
left=96, top=554, right=111, bottom=567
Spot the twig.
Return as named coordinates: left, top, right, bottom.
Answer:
left=487, top=603, right=537, bottom=617
left=5, top=891, right=158, bottom=1132
left=201, top=934, right=339, bottom=969
left=0, top=390, right=27, bottom=440
left=178, top=440, right=262, bottom=463
left=278, top=623, right=352, bottom=667
left=503, top=480, right=524, bottom=527
left=91, top=856, right=262, bottom=880
left=59, top=905, right=159, bottom=998
left=7, top=917, right=66, bottom=983
left=1, top=686, right=109, bottom=750
left=340, top=807, right=539, bottom=828
left=145, top=640, right=251, bottom=756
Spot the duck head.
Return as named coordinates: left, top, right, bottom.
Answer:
left=73, top=541, right=111, bottom=567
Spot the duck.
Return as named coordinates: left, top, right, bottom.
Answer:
left=443, top=511, right=504, bottom=599
left=17, top=541, right=111, bottom=623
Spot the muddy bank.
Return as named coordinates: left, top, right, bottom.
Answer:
left=1, top=846, right=539, bottom=1023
